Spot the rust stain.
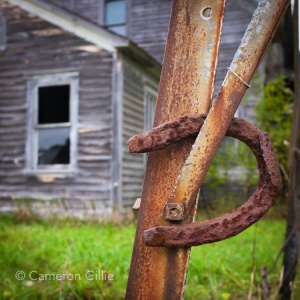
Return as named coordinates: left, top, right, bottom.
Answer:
left=128, top=114, right=204, bottom=153
left=141, top=116, right=282, bottom=247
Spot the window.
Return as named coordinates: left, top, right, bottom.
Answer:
left=104, top=0, right=126, bottom=35
left=26, top=73, right=78, bottom=174
left=0, top=14, right=6, bottom=51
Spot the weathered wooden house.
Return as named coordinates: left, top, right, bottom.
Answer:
left=0, top=0, right=166, bottom=217
left=0, top=0, right=289, bottom=217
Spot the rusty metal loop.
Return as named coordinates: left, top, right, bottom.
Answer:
left=129, top=115, right=282, bottom=248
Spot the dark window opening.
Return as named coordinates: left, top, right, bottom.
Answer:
left=38, top=85, right=70, bottom=124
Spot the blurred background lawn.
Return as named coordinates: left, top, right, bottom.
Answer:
left=0, top=205, right=299, bottom=300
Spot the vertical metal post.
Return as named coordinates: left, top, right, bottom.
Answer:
left=125, top=1, right=225, bottom=298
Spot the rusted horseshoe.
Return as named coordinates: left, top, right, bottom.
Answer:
left=128, top=114, right=282, bottom=248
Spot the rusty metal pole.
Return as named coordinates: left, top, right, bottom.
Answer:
left=125, top=1, right=225, bottom=299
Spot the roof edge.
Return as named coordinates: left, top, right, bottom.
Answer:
left=7, top=0, right=129, bottom=52
left=117, top=41, right=162, bottom=79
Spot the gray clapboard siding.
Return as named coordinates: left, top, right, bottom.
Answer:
left=129, top=0, right=172, bottom=63
left=47, top=0, right=170, bottom=63
left=49, top=0, right=100, bottom=24
left=121, top=60, right=146, bottom=207
left=0, top=1, right=114, bottom=204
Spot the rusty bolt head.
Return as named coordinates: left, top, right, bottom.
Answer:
left=164, top=203, right=185, bottom=221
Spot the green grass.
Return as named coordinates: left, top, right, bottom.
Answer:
left=0, top=212, right=299, bottom=299
left=186, top=219, right=288, bottom=299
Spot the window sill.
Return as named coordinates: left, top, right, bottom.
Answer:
left=23, top=168, right=77, bottom=179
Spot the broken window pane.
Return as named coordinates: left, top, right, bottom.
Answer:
left=38, top=127, right=70, bottom=165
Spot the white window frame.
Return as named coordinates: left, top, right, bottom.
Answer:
left=25, top=72, right=79, bottom=175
